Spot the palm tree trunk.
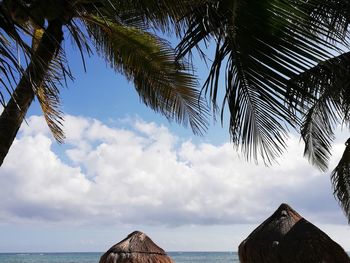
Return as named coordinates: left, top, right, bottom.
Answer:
left=0, top=19, right=63, bottom=166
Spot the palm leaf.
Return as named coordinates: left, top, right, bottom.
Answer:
left=0, top=3, right=32, bottom=106
left=30, top=25, right=72, bottom=143
left=35, top=82, right=65, bottom=142
left=300, top=97, right=339, bottom=171
left=34, top=50, right=71, bottom=144
left=78, top=0, right=200, bottom=34
left=226, top=49, right=291, bottom=163
left=304, top=0, right=350, bottom=41
left=289, top=52, right=350, bottom=170
left=177, top=0, right=338, bottom=163
left=83, top=15, right=208, bottom=134
left=289, top=50, right=350, bottom=220
left=332, top=140, right=350, bottom=223
left=288, top=52, right=350, bottom=104
left=30, top=28, right=63, bottom=143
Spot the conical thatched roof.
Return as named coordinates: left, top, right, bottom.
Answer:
left=99, top=231, right=174, bottom=263
left=239, top=203, right=350, bottom=263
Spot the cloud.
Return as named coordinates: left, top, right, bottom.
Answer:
left=0, top=114, right=348, bottom=226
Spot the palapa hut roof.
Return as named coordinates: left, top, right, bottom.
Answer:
left=239, top=203, right=350, bottom=263
left=99, top=231, right=174, bottom=263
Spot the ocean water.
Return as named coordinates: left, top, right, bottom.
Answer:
left=0, top=252, right=239, bottom=263
left=170, top=252, right=239, bottom=262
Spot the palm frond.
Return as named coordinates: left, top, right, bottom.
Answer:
left=226, top=48, right=291, bottom=163
left=176, top=0, right=230, bottom=60
left=34, top=49, right=72, bottom=143
left=30, top=25, right=72, bottom=143
left=288, top=52, right=350, bottom=170
left=78, top=0, right=200, bottom=34
left=35, top=82, right=65, bottom=142
left=304, top=0, right=350, bottom=42
left=300, top=97, right=339, bottom=171
left=0, top=3, right=32, bottom=106
left=65, top=19, right=92, bottom=72
left=176, top=0, right=339, bottom=163
left=83, top=15, right=208, bottom=134
left=331, top=140, right=350, bottom=223
left=288, top=52, right=350, bottom=104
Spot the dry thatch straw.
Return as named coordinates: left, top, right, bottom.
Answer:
left=99, top=231, right=174, bottom=263
left=239, top=203, right=350, bottom=263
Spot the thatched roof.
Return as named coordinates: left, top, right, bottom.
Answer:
left=99, top=231, right=174, bottom=263
left=239, top=203, right=350, bottom=263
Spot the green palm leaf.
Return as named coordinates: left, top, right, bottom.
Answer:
left=34, top=48, right=72, bottom=144
left=83, top=15, right=208, bottom=134
left=77, top=0, right=199, bottom=34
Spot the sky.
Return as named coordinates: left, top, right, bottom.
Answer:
left=0, top=29, right=350, bottom=253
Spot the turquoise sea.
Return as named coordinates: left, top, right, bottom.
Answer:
left=0, top=252, right=239, bottom=263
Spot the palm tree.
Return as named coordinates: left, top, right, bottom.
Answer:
left=0, top=0, right=209, bottom=166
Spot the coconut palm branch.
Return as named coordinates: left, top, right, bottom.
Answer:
left=300, top=97, right=340, bottom=172
left=332, top=140, right=350, bottom=223
left=84, top=15, right=208, bottom=133
left=93, top=0, right=197, bottom=32
left=288, top=51, right=350, bottom=221
left=176, top=0, right=339, bottom=163
left=289, top=52, right=350, bottom=168
left=0, top=3, right=32, bottom=106
left=303, top=0, right=350, bottom=41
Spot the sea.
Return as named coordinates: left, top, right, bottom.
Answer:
left=0, top=252, right=239, bottom=263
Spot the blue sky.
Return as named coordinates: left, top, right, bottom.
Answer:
left=1, top=29, right=350, bottom=253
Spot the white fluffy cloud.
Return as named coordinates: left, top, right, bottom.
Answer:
left=0, top=114, right=348, bottom=227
